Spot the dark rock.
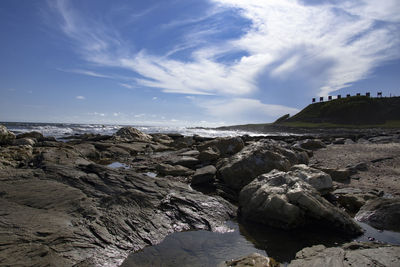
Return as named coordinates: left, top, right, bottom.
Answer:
left=167, top=156, right=199, bottom=169
left=198, top=146, right=220, bottom=162
left=156, top=163, right=194, bottom=177
left=178, top=150, right=200, bottom=157
left=197, top=137, right=244, bottom=157
left=355, top=198, right=400, bottom=232
left=16, top=131, right=44, bottom=141
left=191, top=165, right=217, bottom=185
left=296, top=139, right=326, bottom=150
left=0, top=125, right=16, bottom=145
left=288, top=242, right=400, bottom=267
left=320, top=167, right=351, bottom=182
left=333, top=188, right=377, bottom=214
left=0, top=145, right=235, bottom=266
left=239, top=169, right=362, bottom=234
left=14, top=137, right=36, bottom=146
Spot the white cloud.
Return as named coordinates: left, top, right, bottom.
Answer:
left=196, top=97, right=299, bottom=122
left=50, top=0, right=400, bottom=103
left=152, top=97, right=158, bottom=100
left=76, top=95, right=85, bottom=100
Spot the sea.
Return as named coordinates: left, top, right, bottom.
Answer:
left=1, top=121, right=272, bottom=139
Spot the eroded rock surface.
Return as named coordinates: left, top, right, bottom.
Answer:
left=288, top=242, right=400, bottom=267
left=0, top=140, right=235, bottom=266
left=218, top=140, right=309, bottom=191
left=239, top=169, right=362, bottom=234
left=355, top=198, right=400, bottom=232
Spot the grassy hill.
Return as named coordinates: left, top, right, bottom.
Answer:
left=281, top=96, right=400, bottom=127
left=217, top=96, right=400, bottom=132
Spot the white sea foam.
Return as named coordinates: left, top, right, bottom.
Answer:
left=2, top=122, right=274, bottom=139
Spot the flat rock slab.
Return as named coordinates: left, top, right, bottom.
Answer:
left=288, top=242, right=400, bottom=267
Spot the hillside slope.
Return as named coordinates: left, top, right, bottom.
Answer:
left=284, top=96, right=400, bottom=125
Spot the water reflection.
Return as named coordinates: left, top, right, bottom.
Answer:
left=120, top=221, right=266, bottom=267
left=121, top=219, right=400, bottom=267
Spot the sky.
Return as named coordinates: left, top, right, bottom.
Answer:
left=1, top=0, right=399, bottom=126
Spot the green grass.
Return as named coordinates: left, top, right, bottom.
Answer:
left=278, top=120, right=400, bottom=129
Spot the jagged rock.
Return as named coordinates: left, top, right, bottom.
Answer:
left=191, top=165, right=217, bottom=185
left=197, top=137, right=244, bottom=157
left=0, top=146, right=235, bottom=266
left=16, top=131, right=44, bottom=141
left=219, top=253, right=279, bottom=267
left=333, top=188, right=377, bottom=214
left=198, top=146, right=220, bottom=162
left=218, top=140, right=308, bottom=191
left=355, top=198, right=400, bottom=232
left=171, top=136, right=195, bottom=149
left=14, top=137, right=36, bottom=146
left=290, top=164, right=333, bottom=194
left=113, top=127, right=152, bottom=142
left=156, top=163, right=194, bottom=176
left=239, top=169, right=362, bottom=234
left=0, top=125, right=15, bottom=145
left=296, top=139, right=326, bottom=150
left=288, top=242, right=400, bottom=267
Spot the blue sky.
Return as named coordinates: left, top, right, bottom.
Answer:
left=1, top=0, right=399, bottom=126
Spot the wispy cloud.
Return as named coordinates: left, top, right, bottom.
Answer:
left=59, top=68, right=113, bottom=79
left=50, top=0, right=400, bottom=102
left=76, top=95, right=85, bottom=100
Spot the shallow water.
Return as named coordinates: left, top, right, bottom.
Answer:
left=107, top=162, right=131, bottom=169
left=120, top=219, right=400, bottom=267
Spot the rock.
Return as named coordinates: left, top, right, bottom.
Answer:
left=156, top=163, right=194, bottom=176
left=151, top=134, right=174, bottom=146
left=0, top=144, right=235, bottom=266
left=355, top=198, right=400, bottom=232
left=167, top=156, right=199, bottom=169
left=171, top=136, right=195, bottom=149
left=198, top=146, right=220, bottom=162
left=290, top=164, right=333, bottom=194
left=239, top=169, right=362, bottom=234
left=218, top=140, right=308, bottom=191
left=344, top=139, right=355, bottom=144
left=178, top=150, right=200, bottom=157
left=16, top=131, right=44, bottom=141
left=357, top=138, right=370, bottom=144
left=333, top=188, right=377, bottom=214
left=14, top=137, right=36, bottom=146
left=353, top=162, right=368, bottom=171
left=74, top=143, right=100, bottom=160
left=220, top=253, right=279, bottom=267
left=288, top=242, right=400, bottom=267
left=197, top=137, right=244, bottom=157
left=113, top=127, right=152, bottom=142
left=333, top=138, right=346, bottom=144
left=296, top=139, right=326, bottom=150
left=0, top=125, right=15, bottom=145
left=321, top=167, right=351, bottom=182
left=191, top=165, right=217, bottom=185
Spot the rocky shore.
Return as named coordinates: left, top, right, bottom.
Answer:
left=1, top=124, right=399, bottom=266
